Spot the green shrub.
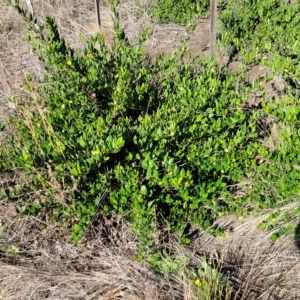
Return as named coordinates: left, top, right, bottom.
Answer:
left=219, top=0, right=300, bottom=240
left=0, top=0, right=273, bottom=251
left=220, top=0, right=300, bottom=74
left=152, top=0, right=210, bottom=25
left=194, top=257, right=233, bottom=300
left=149, top=250, right=233, bottom=300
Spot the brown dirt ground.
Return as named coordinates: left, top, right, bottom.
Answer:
left=0, top=1, right=299, bottom=299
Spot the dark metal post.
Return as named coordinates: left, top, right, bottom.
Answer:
left=210, top=0, right=217, bottom=56
left=95, top=0, right=101, bottom=26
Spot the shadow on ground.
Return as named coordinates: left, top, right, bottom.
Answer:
left=294, top=222, right=300, bottom=248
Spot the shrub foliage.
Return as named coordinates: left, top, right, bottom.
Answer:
left=2, top=0, right=300, bottom=251
left=152, top=0, right=210, bottom=25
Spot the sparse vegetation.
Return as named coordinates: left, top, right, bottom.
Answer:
left=1, top=0, right=300, bottom=299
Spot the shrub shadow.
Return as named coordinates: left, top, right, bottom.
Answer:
left=294, top=222, right=300, bottom=248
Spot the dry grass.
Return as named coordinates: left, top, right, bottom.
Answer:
left=1, top=1, right=300, bottom=299
left=262, top=122, right=294, bottom=153
left=192, top=210, right=300, bottom=300
left=0, top=204, right=300, bottom=299
left=0, top=203, right=170, bottom=300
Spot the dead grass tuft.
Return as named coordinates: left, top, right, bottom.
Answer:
left=0, top=202, right=173, bottom=300
left=262, top=122, right=295, bottom=152
left=192, top=211, right=300, bottom=300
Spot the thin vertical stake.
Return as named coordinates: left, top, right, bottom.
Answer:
left=95, top=0, right=101, bottom=26
left=210, top=0, right=217, bottom=56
